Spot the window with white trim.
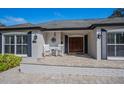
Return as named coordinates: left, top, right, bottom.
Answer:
left=4, top=34, right=28, bottom=55
left=4, top=35, right=15, bottom=54
left=107, top=32, right=124, bottom=57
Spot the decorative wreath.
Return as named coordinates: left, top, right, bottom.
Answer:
left=51, top=37, right=56, bottom=43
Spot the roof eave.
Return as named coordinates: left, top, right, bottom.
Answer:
left=42, top=27, right=93, bottom=31
left=0, top=26, right=45, bottom=31
left=91, top=23, right=124, bottom=28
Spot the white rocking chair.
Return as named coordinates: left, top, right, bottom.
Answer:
left=43, top=44, right=51, bottom=56
left=58, top=44, right=64, bottom=56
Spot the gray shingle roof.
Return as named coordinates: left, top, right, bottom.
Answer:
left=0, top=23, right=42, bottom=31
left=8, top=23, right=36, bottom=28
left=1, top=17, right=124, bottom=29
left=38, top=17, right=124, bottom=28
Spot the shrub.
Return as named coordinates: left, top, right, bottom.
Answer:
left=0, top=54, right=22, bottom=72
left=0, top=63, right=9, bottom=71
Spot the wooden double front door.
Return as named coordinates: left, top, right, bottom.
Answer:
left=69, top=37, right=83, bottom=53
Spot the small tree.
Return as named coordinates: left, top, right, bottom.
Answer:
left=109, top=8, right=124, bottom=18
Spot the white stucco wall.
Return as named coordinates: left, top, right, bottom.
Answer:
left=43, top=32, right=61, bottom=47
left=29, top=29, right=98, bottom=59
left=88, top=30, right=97, bottom=59
left=32, top=30, right=45, bottom=58
left=96, top=28, right=102, bottom=60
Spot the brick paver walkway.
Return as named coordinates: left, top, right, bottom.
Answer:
left=22, top=55, right=124, bottom=69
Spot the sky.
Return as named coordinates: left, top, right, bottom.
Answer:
left=0, top=8, right=115, bottom=26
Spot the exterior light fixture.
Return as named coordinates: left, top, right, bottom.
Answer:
left=97, top=33, right=102, bottom=39
left=33, top=34, right=37, bottom=43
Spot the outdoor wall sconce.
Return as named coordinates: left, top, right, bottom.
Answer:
left=97, top=33, right=102, bottom=39
left=33, top=34, right=37, bottom=43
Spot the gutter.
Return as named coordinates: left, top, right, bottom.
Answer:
left=42, top=27, right=93, bottom=31
left=90, top=23, right=124, bottom=29
left=0, top=26, right=45, bottom=31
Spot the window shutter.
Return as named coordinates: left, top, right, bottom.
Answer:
left=84, top=35, right=88, bottom=54
left=101, top=29, right=107, bottom=59
left=27, top=31, right=32, bottom=57
left=65, top=35, right=68, bottom=54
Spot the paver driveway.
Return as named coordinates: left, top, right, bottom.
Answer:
left=22, top=55, right=124, bottom=69
left=21, top=64, right=124, bottom=77
left=1, top=55, right=124, bottom=84
left=0, top=67, right=124, bottom=84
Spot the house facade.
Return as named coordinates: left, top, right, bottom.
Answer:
left=0, top=17, right=124, bottom=60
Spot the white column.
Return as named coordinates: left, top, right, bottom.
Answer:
left=96, top=28, right=102, bottom=60
left=32, top=30, right=45, bottom=58
left=37, top=31, right=45, bottom=58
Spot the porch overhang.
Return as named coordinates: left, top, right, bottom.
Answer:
left=42, top=27, right=94, bottom=31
